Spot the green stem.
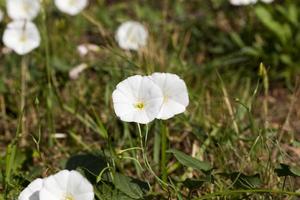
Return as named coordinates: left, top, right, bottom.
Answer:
left=161, top=121, right=168, bottom=183
left=20, top=56, right=27, bottom=144
left=196, top=189, right=300, bottom=200
left=81, top=11, right=108, bottom=42
left=137, top=124, right=170, bottom=189
left=41, top=1, right=55, bottom=147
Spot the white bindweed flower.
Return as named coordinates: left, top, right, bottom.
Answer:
left=55, top=0, right=89, bottom=16
left=115, top=21, right=148, bottom=51
left=39, top=170, right=94, bottom=200
left=18, top=178, right=43, bottom=200
left=112, top=75, right=164, bottom=124
left=150, top=73, right=189, bottom=120
left=229, top=0, right=257, bottom=6
left=261, top=0, right=273, bottom=3
left=2, top=21, right=41, bottom=55
left=6, top=0, right=40, bottom=20
left=0, top=9, right=4, bottom=22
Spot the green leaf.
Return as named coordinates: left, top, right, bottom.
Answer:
left=275, top=163, right=300, bottom=177
left=221, top=172, right=262, bottom=189
left=96, top=182, right=137, bottom=200
left=114, top=173, right=149, bottom=199
left=182, top=175, right=213, bottom=190
left=167, top=149, right=212, bottom=172
left=255, top=6, right=291, bottom=44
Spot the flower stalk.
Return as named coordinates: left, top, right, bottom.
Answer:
left=20, top=56, right=27, bottom=145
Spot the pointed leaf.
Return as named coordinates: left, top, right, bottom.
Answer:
left=167, top=149, right=212, bottom=172
left=275, top=163, right=300, bottom=177
left=114, top=173, right=149, bottom=199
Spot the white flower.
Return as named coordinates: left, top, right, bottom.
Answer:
left=261, top=0, right=273, bottom=3
left=0, top=9, right=4, bottom=22
left=18, top=178, right=43, bottom=200
left=55, top=0, right=88, bottom=16
left=115, top=21, right=148, bottom=51
left=77, top=43, right=100, bottom=57
left=150, top=73, right=189, bottom=120
left=6, top=0, right=40, bottom=20
left=39, top=170, right=94, bottom=200
left=112, top=75, right=164, bottom=124
left=2, top=20, right=41, bottom=55
left=229, top=0, right=257, bottom=6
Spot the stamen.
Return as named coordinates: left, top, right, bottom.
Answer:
left=19, top=34, right=27, bottom=43
left=64, top=194, right=74, bottom=200
left=134, top=102, right=145, bottom=110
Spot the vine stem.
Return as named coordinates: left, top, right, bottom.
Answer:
left=196, top=189, right=300, bottom=200
left=137, top=123, right=170, bottom=188
left=81, top=11, right=107, bottom=40
left=20, top=56, right=27, bottom=145
left=41, top=0, right=55, bottom=146
left=160, top=121, right=168, bottom=183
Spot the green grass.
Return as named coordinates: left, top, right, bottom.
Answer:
left=1, top=0, right=300, bottom=199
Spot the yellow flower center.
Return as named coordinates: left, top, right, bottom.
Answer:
left=68, top=0, right=76, bottom=6
left=134, top=102, right=145, bottom=110
left=19, top=34, right=27, bottom=43
left=163, top=95, right=169, bottom=103
left=22, top=3, right=30, bottom=13
left=64, top=194, right=74, bottom=200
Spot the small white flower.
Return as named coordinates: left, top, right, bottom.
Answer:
left=112, top=75, right=164, bottom=124
left=55, top=0, right=89, bottom=16
left=229, top=0, right=257, bottom=6
left=150, top=73, right=189, bottom=120
left=115, top=21, right=148, bottom=51
left=52, top=133, right=67, bottom=139
left=39, top=170, right=94, bottom=200
left=0, top=9, right=4, bottom=22
left=77, top=45, right=89, bottom=57
left=77, top=43, right=100, bottom=57
left=2, top=20, right=41, bottom=55
left=18, top=178, right=43, bottom=200
left=6, top=0, right=40, bottom=20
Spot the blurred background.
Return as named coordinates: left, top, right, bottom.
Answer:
left=0, top=0, right=300, bottom=198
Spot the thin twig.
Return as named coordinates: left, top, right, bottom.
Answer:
left=272, top=77, right=300, bottom=162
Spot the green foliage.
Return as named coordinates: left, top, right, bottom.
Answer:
left=221, top=172, right=262, bottom=189
left=167, top=149, right=212, bottom=172
left=1, top=0, right=300, bottom=199
left=114, top=173, right=149, bottom=199
left=275, top=164, right=300, bottom=177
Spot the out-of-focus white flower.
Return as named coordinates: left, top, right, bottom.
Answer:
left=18, top=178, right=43, bottom=200
left=52, top=133, right=67, bottom=139
left=77, top=43, right=100, bottom=57
left=77, top=45, right=89, bottom=57
left=39, top=170, right=94, bottom=200
left=6, top=0, right=40, bottom=20
left=150, top=73, right=189, bottom=120
left=0, top=9, right=4, bottom=22
left=55, top=0, right=88, bottom=16
left=230, top=0, right=257, bottom=6
left=115, top=21, right=148, bottom=51
left=112, top=75, right=164, bottom=124
left=2, top=21, right=41, bottom=55
left=261, top=0, right=273, bottom=3
left=69, top=63, right=88, bottom=80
